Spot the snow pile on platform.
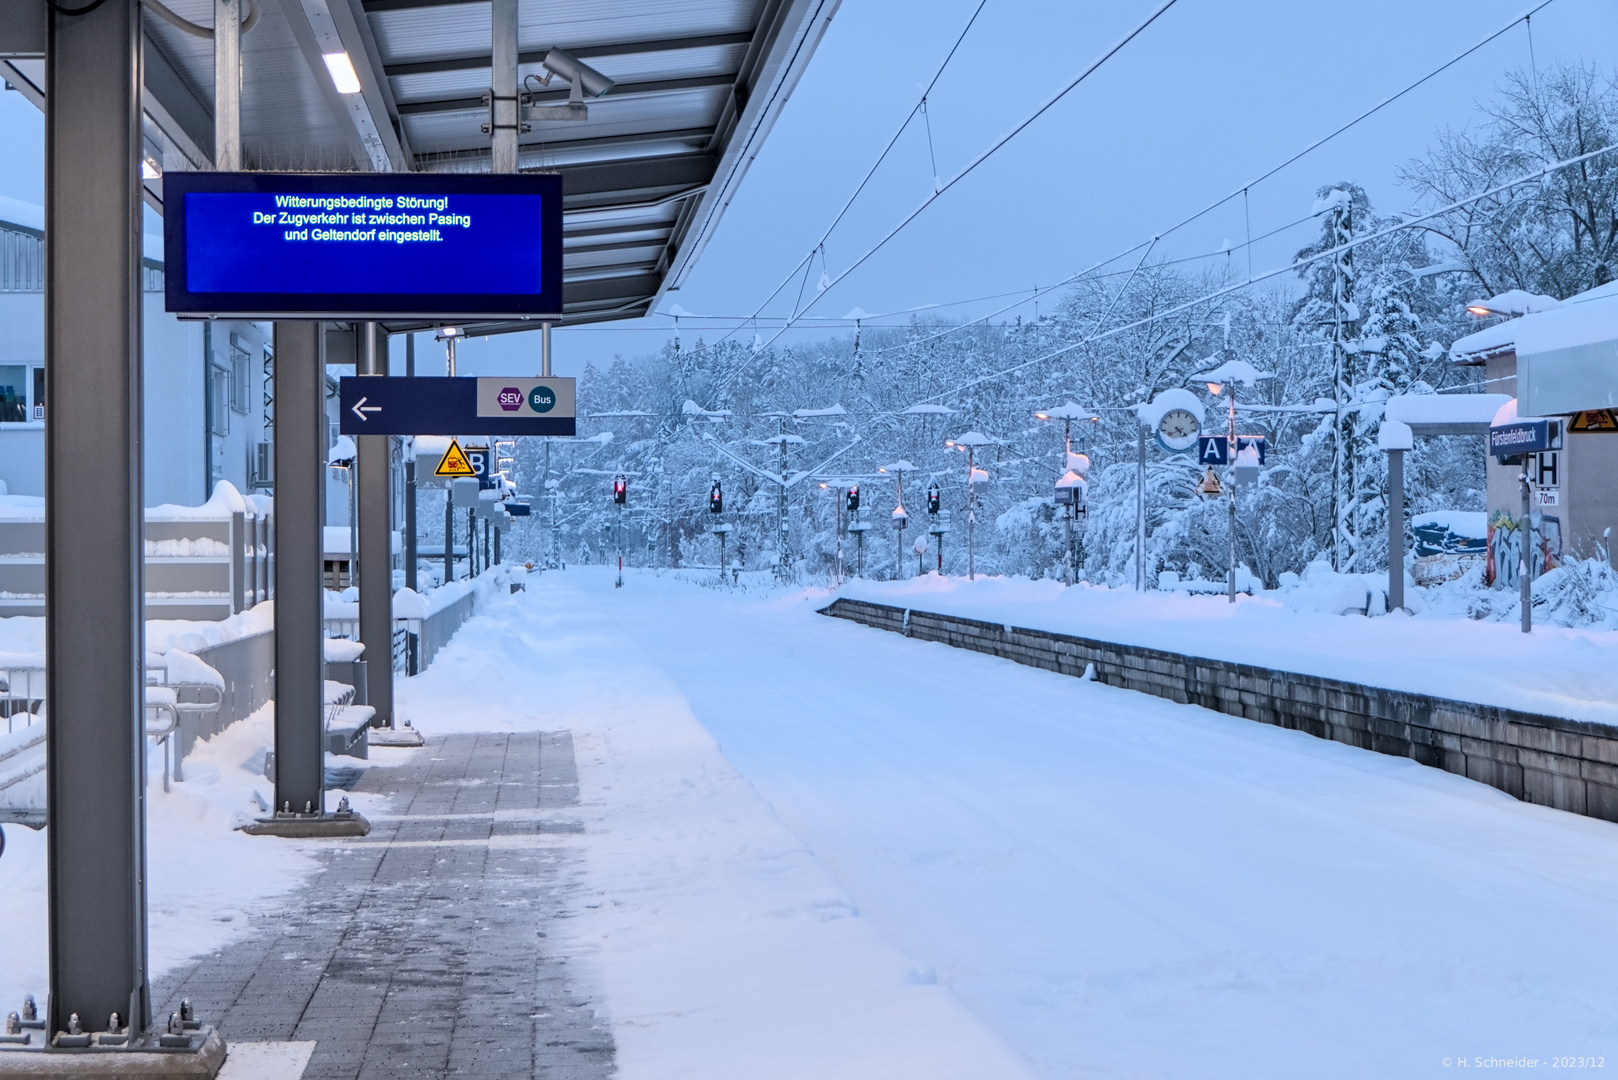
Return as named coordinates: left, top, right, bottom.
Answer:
left=0, top=705, right=334, bottom=1011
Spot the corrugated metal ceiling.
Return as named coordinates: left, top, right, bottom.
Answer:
left=2, top=0, right=840, bottom=328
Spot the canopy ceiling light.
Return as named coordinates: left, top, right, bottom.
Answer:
left=322, top=51, right=362, bottom=95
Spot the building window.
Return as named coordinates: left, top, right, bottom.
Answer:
left=0, top=365, right=26, bottom=423
left=0, top=228, right=43, bottom=293
left=229, top=336, right=251, bottom=414
left=209, top=364, right=230, bottom=436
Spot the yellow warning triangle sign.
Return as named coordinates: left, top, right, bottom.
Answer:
left=434, top=439, right=477, bottom=477
left=1570, top=409, right=1618, bottom=432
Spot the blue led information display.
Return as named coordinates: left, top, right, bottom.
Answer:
left=163, top=172, right=563, bottom=319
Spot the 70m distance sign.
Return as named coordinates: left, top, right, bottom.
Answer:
left=339, top=376, right=576, bottom=436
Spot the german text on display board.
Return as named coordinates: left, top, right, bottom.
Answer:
left=163, top=173, right=563, bottom=319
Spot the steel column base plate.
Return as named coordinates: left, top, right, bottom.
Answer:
left=368, top=727, right=425, bottom=748
left=240, top=812, right=371, bottom=838
left=0, top=1030, right=224, bottom=1079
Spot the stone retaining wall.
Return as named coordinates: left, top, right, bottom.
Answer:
left=821, top=597, right=1618, bottom=824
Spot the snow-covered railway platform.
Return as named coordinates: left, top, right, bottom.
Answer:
left=12, top=569, right=1618, bottom=1078
left=152, top=731, right=613, bottom=1080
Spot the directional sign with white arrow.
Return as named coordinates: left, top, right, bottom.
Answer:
left=338, top=376, right=576, bottom=436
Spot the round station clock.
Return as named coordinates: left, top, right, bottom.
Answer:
left=1156, top=408, right=1201, bottom=453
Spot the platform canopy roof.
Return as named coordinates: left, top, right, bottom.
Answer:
left=0, top=0, right=838, bottom=331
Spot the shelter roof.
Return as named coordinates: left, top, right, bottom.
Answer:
left=1, top=0, right=839, bottom=329
left=1450, top=281, right=1618, bottom=366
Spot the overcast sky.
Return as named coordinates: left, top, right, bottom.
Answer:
left=2, top=0, right=1614, bottom=377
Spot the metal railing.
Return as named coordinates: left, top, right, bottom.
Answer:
left=0, top=666, right=45, bottom=734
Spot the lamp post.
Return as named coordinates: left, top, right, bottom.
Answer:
left=947, top=433, right=993, bottom=580
left=1038, top=403, right=1098, bottom=585
left=1188, top=359, right=1274, bottom=603
left=436, top=325, right=462, bottom=376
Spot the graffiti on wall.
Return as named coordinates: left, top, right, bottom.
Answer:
left=1485, top=510, right=1562, bottom=588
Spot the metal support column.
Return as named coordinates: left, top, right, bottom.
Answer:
left=246, top=326, right=368, bottom=836
left=44, top=0, right=148, bottom=1037
left=489, top=0, right=518, bottom=174
left=213, top=0, right=241, bottom=170
left=1386, top=448, right=1404, bottom=613
left=246, top=325, right=368, bottom=836
left=404, top=460, right=417, bottom=592
left=271, top=322, right=325, bottom=815
left=1135, top=426, right=1146, bottom=590
left=444, top=496, right=454, bottom=583
left=356, top=323, right=393, bottom=727
left=404, top=336, right=417, bottom=593
left=1520, top=470, right=1533, bottom=634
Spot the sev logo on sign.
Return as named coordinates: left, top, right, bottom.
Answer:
left=434, top=439, right=477, bottom=478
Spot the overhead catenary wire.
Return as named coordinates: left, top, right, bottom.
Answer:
left=717, top=0, right=1185, bottom=386
left=634, top=204, right=1319, bottom=335
left=625, top=205, right=1323, bottom=351
left=710, top=0, right=994, bottom=348
left=900, top=141, right=1618, bottom=413
left=707, top=0, right=1554, bottom=390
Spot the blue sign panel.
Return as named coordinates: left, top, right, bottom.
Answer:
left=1198, top=435, right=1267, bottom=465
left=1489, top=419, right=1558, bottom=458
left=464, top=447, right=495, bottom=490
left=164, top=172, right=563, bottom=319
left=339, top=377, right=575, bottom=437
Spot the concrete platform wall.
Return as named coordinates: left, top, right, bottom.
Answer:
left=185, top=629, right=276, bottom=760
left=821, top=597, right=1618, bottom=824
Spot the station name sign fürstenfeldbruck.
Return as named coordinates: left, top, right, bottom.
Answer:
left=339, top=376, right=575, bottom=437
left=162, top=172, right=563, bottom=319
left=1489, top=418, right=1562, bottom=459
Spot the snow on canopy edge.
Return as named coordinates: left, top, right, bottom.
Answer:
left=1384, top=393, right=1512, bottom=425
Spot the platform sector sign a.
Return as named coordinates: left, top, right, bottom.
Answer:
left=163, top=172, right=563, bottom=319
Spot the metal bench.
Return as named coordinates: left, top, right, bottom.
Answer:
left=323, top=680, right=372, bottom=760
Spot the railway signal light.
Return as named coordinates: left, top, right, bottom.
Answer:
left=709, top=479, right=723, bottom=514
left=846, top=485, right=859, bottom=513
left=926, top=482, right=940, bottom=515
left=613, top=475, right=627, bottom=504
